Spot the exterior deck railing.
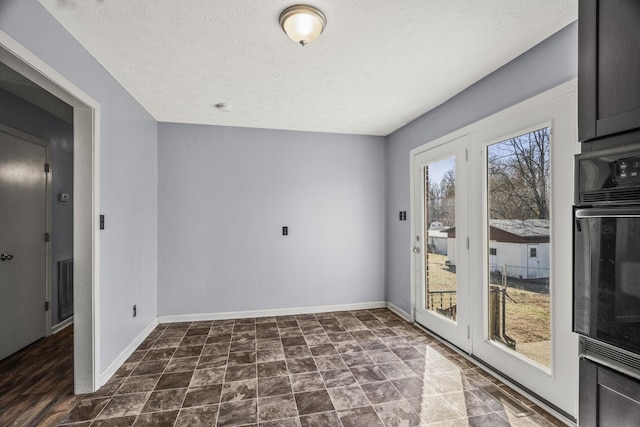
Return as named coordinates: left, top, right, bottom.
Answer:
left=427, top=290, right=457, bottom=319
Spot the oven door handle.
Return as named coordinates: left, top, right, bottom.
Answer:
left=575, top=208, right=640, bottom=218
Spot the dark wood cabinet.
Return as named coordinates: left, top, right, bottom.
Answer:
left=579, top=359, right=640, bottom=426
left=579, top=0, right=640, bottom=142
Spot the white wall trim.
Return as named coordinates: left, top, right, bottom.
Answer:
left=385, top=301, right=412, bottom=322
left=52, top=317, right=74, bottom=334
left=0, top=33, right=100, bottom=109
left=98, top=317, right=158, bottom=387
left=95, top=302, right=411, bottom=388
left=158, top=301, right=387, bottom=324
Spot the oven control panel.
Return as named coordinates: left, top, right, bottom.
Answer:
left=614, top=157, right=640, bottom=185
left=577, top=143, right=640, bottom=203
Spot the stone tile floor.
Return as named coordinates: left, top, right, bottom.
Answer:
left=58, top=308, right=567, bottom=426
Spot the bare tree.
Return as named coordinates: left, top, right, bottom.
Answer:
left=438, top=168, right=455, bottom=226
left=488, top=128, right=550, bottom=220
left=426, top=167, right=456, bottom=228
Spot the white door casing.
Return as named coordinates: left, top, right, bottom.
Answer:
left=411, top=81, right=578, bottom=417
left=0, top=29, right=101, bottom=393
left=468, top=88, right=578, bottom=416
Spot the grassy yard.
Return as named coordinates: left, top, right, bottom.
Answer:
left=503, top=288, right=550, bottom=343
left=426, top=253, right=550, bottom=344
left=425, top=253, right=458, bottom=317
left=426, top=253, right=457, bottom=292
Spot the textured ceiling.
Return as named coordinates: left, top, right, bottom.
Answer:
left=38, top=0, right=577, bottom=136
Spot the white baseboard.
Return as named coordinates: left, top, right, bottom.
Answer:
left=97, top=300, right=396, bottom=387
left=158, top=301, right=387, bottom=324
left=386, top=301, right=412, bottom=322
left=52, top=316, right=73, bottom=334
left=98, top=318, right=158, bottom=387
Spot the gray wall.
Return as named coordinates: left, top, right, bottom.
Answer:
left=385, top=22, right=578, bottom=314
left=158, top=123, right=386, bottom=316
left=0, top=88, right=73, bottom=325
left=0, top=0, right=158, bottom=373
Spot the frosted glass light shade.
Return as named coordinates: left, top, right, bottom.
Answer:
left=279, top=5, right=326, bottom=46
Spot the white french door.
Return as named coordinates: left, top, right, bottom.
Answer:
left=468, top=91, right=577, bottom=415
left=412, top=136, right=470, bottom=352
left=410, top=83, right=578, bottom=417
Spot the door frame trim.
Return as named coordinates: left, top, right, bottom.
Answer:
left=468, top=89, right=578, bottom=414
left=409, top=79, right=579, bottom=416
left=0, top=30, right=101, bottom=393
left=409, top=79, right=577, bottom=337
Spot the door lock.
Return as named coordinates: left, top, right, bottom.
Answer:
left=412, top=246, right=421, bottom=254
left=0, top=253, right=14, bottom=261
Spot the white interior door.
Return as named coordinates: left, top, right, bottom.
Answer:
left=0, top=126, right=48, bottom=361
left=412, top=136, right=469, bottom=352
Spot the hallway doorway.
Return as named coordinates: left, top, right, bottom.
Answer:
left=0, top=29, right=100, bottom=393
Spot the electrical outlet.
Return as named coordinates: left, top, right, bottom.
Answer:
left=133, top=304, right=137, bottom=318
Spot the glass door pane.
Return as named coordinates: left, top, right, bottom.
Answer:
left=486, top=127, right=551, bottom=369
left=424, top=157, right=457, bottom=321
left=413, top=136, right=469, bottom=352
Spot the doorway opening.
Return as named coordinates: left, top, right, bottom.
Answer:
left=0, top=30, right=100, bottom=393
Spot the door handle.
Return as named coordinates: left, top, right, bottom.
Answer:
left=412, top=246, right=420, bottom=254
left=0, top=253, right=14, bottom=261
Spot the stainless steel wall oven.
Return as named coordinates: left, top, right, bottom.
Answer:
left=575, top=143, right=640, bottom=379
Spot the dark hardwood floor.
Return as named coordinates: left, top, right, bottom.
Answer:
left=0, top=315, right=568, bottom=426
left=0, top=326, right=77, bottom=426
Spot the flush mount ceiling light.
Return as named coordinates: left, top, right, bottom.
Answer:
left=279, top=4, right=327, bottom=46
